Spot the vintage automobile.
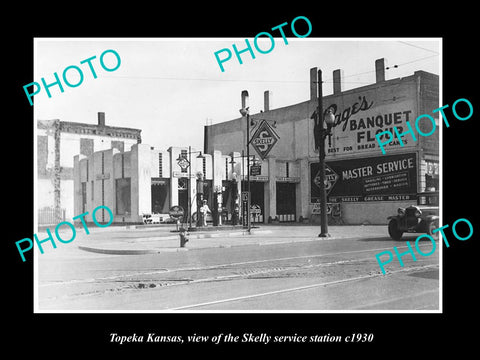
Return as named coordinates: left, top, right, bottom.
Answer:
left=387, top=191, right=439, bottom=240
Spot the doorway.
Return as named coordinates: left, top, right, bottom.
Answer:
left=276, top=182, right=296, bottom=222
left=177, top=178, right=188, bottom=222
left=249, top=181, right=265, bottom=223
left=151, top=180, right=169, bottom=214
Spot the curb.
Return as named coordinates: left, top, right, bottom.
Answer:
left=76, top=231, right=388, bottom=256
left=77, top=245, right=188, bottom=255
left=77, top=234, right=342, bottom=255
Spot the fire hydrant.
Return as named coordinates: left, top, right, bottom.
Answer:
left=179, top=227, right=189, bottom=248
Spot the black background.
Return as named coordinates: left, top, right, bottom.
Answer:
left=6, top=3, right=478, bottom=356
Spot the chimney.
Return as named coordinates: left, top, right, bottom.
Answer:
left=375, top=58, right=386, bottom=83
left=98, top=112, right=105, bottom=127
left=264, top=90, right=271, bottom=112
left=310, top=67, right=318, bottom=100
left=333, top=69, right=344, bottom=94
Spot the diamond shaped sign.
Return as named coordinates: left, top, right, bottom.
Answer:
left=177, top=156, right=190, bottom=170
left=314, top=164, right=339, bottom=195
left=250, top=120, right=280, bottom=160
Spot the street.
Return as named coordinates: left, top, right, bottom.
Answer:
left=36, top=225, right=440, bottom=311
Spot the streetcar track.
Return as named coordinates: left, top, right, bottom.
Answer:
left=38, top=244, right=425, bottom=288
left=38, top=253, right=438, bottom=303
left=168, top=264, right=440, bottom=310
left=38, top=257, right=375, bottom=300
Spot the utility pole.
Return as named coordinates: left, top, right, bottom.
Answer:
left=188, top=145, right=192, bottom=230
left=317, top=69, right=330, bottom=237
left=240, top=90, right=251, bottom=234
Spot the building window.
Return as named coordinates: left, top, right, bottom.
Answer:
left=151, top=179, right=169, bottom=214
left=203, top=157, right=206, bottom=178
left=286, top=162, right=289, bottom=178
left=116, top=178, right=131, bottom=215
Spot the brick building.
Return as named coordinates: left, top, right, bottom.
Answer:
left=204, top=58, right=439, bottom=224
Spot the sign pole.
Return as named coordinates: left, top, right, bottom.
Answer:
left=188, top=145, right=192, bottom=231
left=247, top=112, right=251, bottom=234
left=317, top=69, right=330, bottom=237
left=241, top=90, right=252, bottom=234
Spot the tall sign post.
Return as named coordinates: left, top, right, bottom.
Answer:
left=313, top=69, right=335, bottom=238
left=240, top=90, right=251, bottom=234
left=176, top=147, right=204, bottom=231
left=241, top=191, right=250, bottom=228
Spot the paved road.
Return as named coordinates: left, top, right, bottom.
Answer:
left=36, top=227, right=440, bottom=312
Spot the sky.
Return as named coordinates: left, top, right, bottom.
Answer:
left=34, top=38, right=440, bottom=151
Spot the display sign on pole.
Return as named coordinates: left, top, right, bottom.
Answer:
left=250, top=164, right=261, bottom=176
left=241, top=191, right=250, bottom=227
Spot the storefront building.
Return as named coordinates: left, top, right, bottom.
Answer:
left=73, top=144, right=248, bottom=224
left=204, top=59, right=439, bottom=224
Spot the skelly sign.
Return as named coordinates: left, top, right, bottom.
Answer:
left=313, top=164, right=339, bottom=196
left=318, top=88, right=418, bottom=156
left=250, top=120, right=280, bottom=160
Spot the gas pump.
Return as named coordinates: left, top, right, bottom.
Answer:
left=214, top=185, right=223, bottom=226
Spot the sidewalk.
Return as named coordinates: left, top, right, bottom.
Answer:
left=75, top=224, right=389, bottom=255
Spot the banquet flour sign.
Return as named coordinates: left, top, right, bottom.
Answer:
left=321, top=89, right=417, bottom=156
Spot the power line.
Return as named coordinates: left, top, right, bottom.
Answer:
left=103, top=75, right=306, bottom=83
left=102, top=54, right=438, bottom=85
left=323, top=54, right=438, bottom=83
left=397, top=41, right=440, bottom=55
left=393, top=54, right=439, bottom=67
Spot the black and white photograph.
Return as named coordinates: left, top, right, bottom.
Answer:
left=32, top=37, right=441, bottom=312
left=6, top=6, right=479, bottom=354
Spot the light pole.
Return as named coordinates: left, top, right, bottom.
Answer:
left=196, top=171, right=205, bottom=228
left=314, top=69, right=335, bottom=237
left=240, top=90, right=251, bottom=234
left=229, top=152, right=258, bottom=227
left=176, top=147, right=204, bottom=231
left=188, top=146, right=192, bottom=230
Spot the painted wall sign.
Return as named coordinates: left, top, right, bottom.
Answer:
left=276, top=176, right=300, bottom=183
left=173, top=171, right=195, bottom=178
left=316, top=86, right=418, bottom=156
left=249, top=175, right=269, bottom=182
left=310, top=153, right=417, bottom=203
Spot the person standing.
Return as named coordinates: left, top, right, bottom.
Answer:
left=200, top=200, right=211, bottom=227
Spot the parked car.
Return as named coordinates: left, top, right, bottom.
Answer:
left=142, top=213, right=177, bottom=224
left=387, top=191, right=439, bottom=240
